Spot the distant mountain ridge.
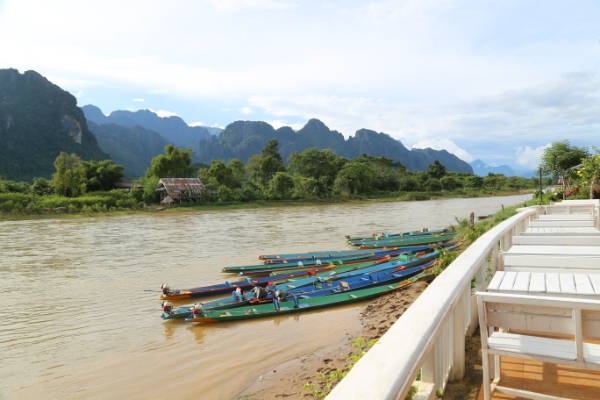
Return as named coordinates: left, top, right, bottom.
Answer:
left=196, top=119, right=474, bottom=173
left=0, top=67, right=474, bottom=180
left=84, top=104, right=473, bottom=175
left=470, top=159, right=534, bottom=177
left=0, top=69, right=106, bottom=180
left=88, top=121, right=168, bottom=177
left=83, top=105, right=212, bottom=148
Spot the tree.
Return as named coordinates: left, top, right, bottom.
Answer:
left=268, top=171, right=294, bottom=199
left=541, top=141, right=589, bottom=178
left=288, top=148, right=346, bottom=196
left=425, top=178, right=442, bottom=191
left=228, top=159, right=246, bottom=188
left=541, top=141, right=589, bottom=197
left=142, top=175, right=160, bottom=203
left=577, top=155, right=600, bottom=199
left=440, top=176, right=461, bottom=191
left=483, top=173, right=506, bottom=190
left=83, top=160, right=124, bottom=191
left=292, top=176, right=321, bottom=199
left=247, top=140, right=285, bottom=186
left=202, top=160, right=234, bottom=187
left=427, top=160, right=446, bottom=179
left=51, top=152, right=87, bottom=197
left=31, top=177, right=52, bottom=195
left=146, top=145, right=194, bottom=178
left=398, top=176, right=420, bottom=191
left=464, top=175, right=484, bottom=189
left=333, top=162, right=373, bottom=196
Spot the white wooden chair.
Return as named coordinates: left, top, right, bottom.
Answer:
left=476, top=291, right=600, bottom=400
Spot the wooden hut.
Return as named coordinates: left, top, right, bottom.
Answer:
left=156, top=178, right=204, bottom=205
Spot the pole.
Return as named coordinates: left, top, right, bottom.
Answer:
left=538, top=167, right=543, bottom=205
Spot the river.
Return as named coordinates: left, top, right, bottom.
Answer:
left=0, top=194, right=531, bottom=399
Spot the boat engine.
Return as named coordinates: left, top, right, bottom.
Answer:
left=161, top=283, right=170, bottom=295
left=162, top=301, right=173, bottom=313
left=192, top=303, right=202, bottom=316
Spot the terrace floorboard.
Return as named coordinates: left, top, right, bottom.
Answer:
left=478, top=356, right=600, bottom=400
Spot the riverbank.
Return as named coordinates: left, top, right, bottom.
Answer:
left=239, top=280, right=431, bottom=399
left=0, top=189, right=533, bottom=221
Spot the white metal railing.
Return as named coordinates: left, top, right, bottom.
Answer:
left=327, top=206, right=542, bottom=400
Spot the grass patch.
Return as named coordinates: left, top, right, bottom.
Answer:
left=303, top=336, right=378, bottom=399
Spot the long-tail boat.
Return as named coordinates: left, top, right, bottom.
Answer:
left=185, top=271, right=431, bottom=323
left=160, top=265, right=337, bottom=301
left=258, top=249, right=384, bottom=262
left=353, top=232, right=456, bottom=249
left=345, top=227, right=449, bottom=243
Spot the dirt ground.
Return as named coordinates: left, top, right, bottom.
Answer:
left=238, top=280, right=431, bottom=399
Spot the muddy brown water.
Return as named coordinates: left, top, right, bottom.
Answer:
left=0, top=195, right=531, bottom=399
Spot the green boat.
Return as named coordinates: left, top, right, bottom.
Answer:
left=353, top=232, right=456, bottom=248
left=186, top=271, right=430, bottom=323
left=346, top=228, right=449, bottom=242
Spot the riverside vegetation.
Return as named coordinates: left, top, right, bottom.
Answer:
left=0, top=140, right=542, bottom=217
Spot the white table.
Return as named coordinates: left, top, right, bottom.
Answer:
left=487, top=270, right=600, bottom=297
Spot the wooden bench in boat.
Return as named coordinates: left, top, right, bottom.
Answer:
left=476, top=290, right=600, bottom=400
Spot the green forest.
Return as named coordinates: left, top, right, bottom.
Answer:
left=0, top=140, right=543, bottom=216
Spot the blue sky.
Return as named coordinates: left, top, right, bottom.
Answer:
left=1, top=0, right=600, bottom=170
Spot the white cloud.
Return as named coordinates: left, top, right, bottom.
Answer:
left=189, top=121, right=205, bottom=127
left=412, top=139, right=474, bottom=162
left=516, top=144, right=549, bottom=170
left=150, top=109, right=179, bottom=118
left=267, top=120, right=303, bottom=130
left=240, top=106, right=253, bottom=115
left=204, top=0, right=296, bottom=12
left=132, top=97, right=145, bottom=103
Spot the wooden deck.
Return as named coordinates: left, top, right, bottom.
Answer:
left=478, top=356, right=600, bottom=400
left=479, top=201, right=600, bottom=400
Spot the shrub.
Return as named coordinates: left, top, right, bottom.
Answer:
left=425, top=178, right=442, bottom=192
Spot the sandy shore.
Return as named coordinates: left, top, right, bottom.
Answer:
left=238, top=280, right=431, bottom=399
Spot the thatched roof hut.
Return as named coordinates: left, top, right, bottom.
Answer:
left=156, top=178, right=204, bottom=203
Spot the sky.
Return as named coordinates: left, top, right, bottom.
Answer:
left=1, top=0, right=600, bottom=170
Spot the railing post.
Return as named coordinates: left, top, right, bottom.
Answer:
left=450, top=288, right=466, bottom=381
left=422, top=346, right=440, bottom=391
